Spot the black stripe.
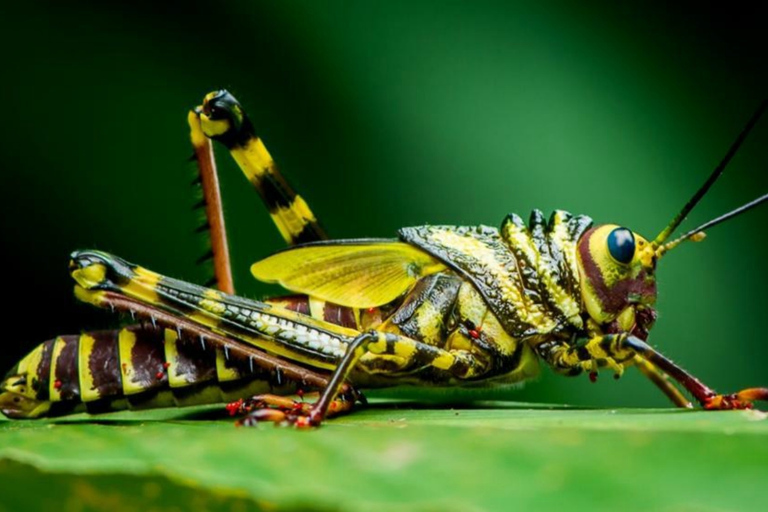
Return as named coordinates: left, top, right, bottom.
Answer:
left=392, top=273, right=461, bottom=344
left=576, top=345, right=591, bottom=362
left=129, top=328, right=167, bottom=391
left=84, top=398, right=123, bottom=415
left=173, top=336, right=217, bottom=384
left=400, top=225, right=538, bottom=337
left=258, top=173, right=297, bottom=211
left=55, top=336, right=80, bottom=402
left=88, top=330, right=123, bottom=399
left=323, top=303, right=357, bottom=329
left=34, top=338, right=55, bottom=400
left=291, top=222, right=327, bottom=245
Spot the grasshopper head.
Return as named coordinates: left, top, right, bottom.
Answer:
left=577, top=99, right=768, bottom=339
left=577, top=225, right=658, bottom=339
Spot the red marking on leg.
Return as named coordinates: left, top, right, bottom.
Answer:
left=589, top=372, right=598, bottom=383
left=703, top=390, right=767, bottom=411
left=366, top=307, right=376, bottom=314
left=163, top=362, right=171, bottom=369
left=155, top=371, right=164, bottom=379
left=469, top=330, right=479, bottom=339
left=226, top=398, right=244, bottom=417
left=53, top=380, right=62, bottom=390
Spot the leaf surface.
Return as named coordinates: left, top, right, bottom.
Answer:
left=1, top=403, right=766, bottom=511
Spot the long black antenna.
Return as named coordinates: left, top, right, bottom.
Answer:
left=653, top=99, right=767, bottom=245
left=660, top=192, right=768, bottom=253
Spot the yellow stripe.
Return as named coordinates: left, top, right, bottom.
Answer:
left=270, top=195, right=318, bottom=242
left=198, top=288, right=227, bottom=315
left=186, top=288, right=227, bottom=327
left=309, top=297, right=326, bottom=320
left=78, top=334, right=99, bottom=402
left=431, top=352, right=456, bottom=370
left=231, top=139, right=274, bottom=182
left=411, top=301, right=443, bottom=344
left=390, top=339, right=417, bottom=361
left=550, top=211, right=582, bottom=289
left=48, top=337, right=66, bottom=402
left=71, top=263, right=107, bottom=289
left=16, top=344, right=44, bottom=383
left=199, top=115, right=231, bottom=138
left=503, top=218, right=582, bottom=326
left=188, top=110, right=207, bottom=147
left=120, top=266, right=162, bottom=306
left=215, top=348, right=241, bottom=382
left=163, top=328, right=187, bottom=388
left=430, top=230, right=556, bottom=331
left=118, top=329, right=144, bottom=395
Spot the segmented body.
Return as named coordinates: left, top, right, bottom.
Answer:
left=7, top=90, right=763, bottom=421
left=9, top=327, right=295, bottom=417
left=6, top=208, right=595, bottom=416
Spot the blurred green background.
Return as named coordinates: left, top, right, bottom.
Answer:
left=0, top=0, right=765, bottom=409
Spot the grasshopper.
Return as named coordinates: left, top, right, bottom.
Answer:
left=2, top=91, right=767, bottom=427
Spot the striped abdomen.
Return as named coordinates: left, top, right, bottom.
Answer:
left=2, top=325, right=301, bottom=418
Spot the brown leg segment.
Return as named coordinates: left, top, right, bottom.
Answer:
left=623, top=336, right=768, bottom=410
left=188, top=111, right=235, bottom=295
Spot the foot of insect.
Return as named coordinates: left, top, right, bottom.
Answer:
left=228, top=384, right=365, bottom=428
left=551, top=334, right=768, bottom=410
left=622, top=336, right=768, bottom=410
left=702, top=388, right=768, bottom=410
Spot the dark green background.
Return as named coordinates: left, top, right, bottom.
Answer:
left=1, top=1, right=766, bottom=408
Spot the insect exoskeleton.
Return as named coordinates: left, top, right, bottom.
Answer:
left=1, top=91, right=767, bottom=426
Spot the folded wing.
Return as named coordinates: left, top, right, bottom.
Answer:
left=251, top=240, right=446, bottom=308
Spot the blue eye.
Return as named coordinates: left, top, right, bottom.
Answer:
left=607, top=227, right=635, bottom=264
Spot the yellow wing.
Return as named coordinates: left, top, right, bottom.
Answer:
left=251, top=240, right=446, bottom=308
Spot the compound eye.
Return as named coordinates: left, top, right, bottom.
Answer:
left=607, top=227, right=635, bottom=264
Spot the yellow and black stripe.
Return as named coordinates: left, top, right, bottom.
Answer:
left=195, top=90, right=326, bottom=246
left=0, top=326, right=298, bottom=419
left=69, top=250, right=359, bottom=369
left=398, top=210, right=593, bottom=340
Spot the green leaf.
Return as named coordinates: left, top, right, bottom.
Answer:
left=1, top=403, right=766, bottom=511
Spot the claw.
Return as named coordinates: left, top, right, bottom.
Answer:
left=237, top=406, right=320, bottom=428
left=227, top=386, right=363, bottom=428
left=704, top=387, right=768, bottom=410
left=228, top=393, right=319, bottom=427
